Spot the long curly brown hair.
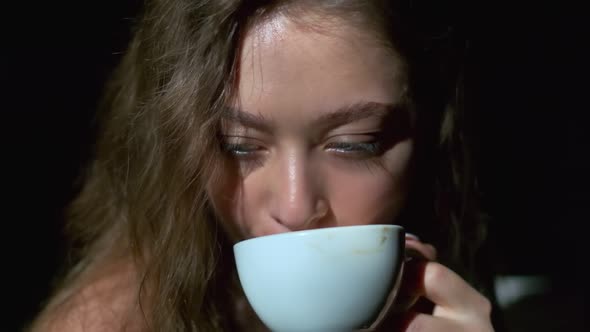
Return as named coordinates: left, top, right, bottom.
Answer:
left=45, top=0, right=486, bottom=330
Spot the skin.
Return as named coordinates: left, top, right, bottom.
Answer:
left=210, top=13, right=413, bottom=240
left=209, top=13, right=494, bottom=332
left=29, top=10, right=493, bottom=332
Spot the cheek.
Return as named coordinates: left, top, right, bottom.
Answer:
left=208, top=161, right=271, bottom=240
left=326, top=169, right=407, bottom=226
left=207, top=161, right=245, bottom=240
left=327, top=141, right=413, bottom=226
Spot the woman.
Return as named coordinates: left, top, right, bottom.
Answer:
left=30, top=0, right=496, bottom=331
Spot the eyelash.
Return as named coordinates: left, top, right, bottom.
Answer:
left=222, top=138, right=382, bottom=160
left=222, top=143, right=263, bottom=156
left=221, top=140, right=266, bottom=172
left=324, top=141, right=382, bottom=157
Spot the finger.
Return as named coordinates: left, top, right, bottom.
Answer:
left=364, top=239, right=437, bottom=330
left=387, top=239, right=436, bottom=315
left=357, top=303, right=433, bottom=332
left=374, top=311, right=465, bottom=332
left=388, top=257, right=429, bottom=313
left=404, top=237, right=437, bottom=261
left=385, top=312, right=464, bottom=332
left=420, top=261, right=492, bottom=316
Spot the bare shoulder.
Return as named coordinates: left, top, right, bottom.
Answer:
left=27, top=258, right=149, bottom=332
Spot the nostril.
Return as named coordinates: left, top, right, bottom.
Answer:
left=311, top=200, right=329, bottom=223
left=274, top=198, right=330, bottom=231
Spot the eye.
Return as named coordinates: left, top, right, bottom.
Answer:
left=220, top=136, right=266, bottom=157
left=222, top=142, right=263, bottom=156
left=220, top=136, right=267, bottom=173
left=324, top=134, right=383, bottom=158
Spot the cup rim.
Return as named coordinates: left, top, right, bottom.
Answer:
left=233, top=224, right=404, bottom=249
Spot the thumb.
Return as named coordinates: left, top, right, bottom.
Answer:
left=404, top=233, right=437, bottom=261
left=389, top=235, right=437, bottom=313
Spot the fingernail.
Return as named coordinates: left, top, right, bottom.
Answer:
left=405, top=232, right=420, bottom=241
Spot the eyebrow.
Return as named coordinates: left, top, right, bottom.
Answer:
left=222, top=101, right=405, bottom=133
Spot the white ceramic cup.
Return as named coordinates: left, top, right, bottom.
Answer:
left=233, top=224, right=405, bottom=331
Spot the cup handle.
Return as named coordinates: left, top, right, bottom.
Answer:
left=356, top=236, right=430, bottom=331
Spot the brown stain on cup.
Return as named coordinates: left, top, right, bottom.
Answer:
left=352, top=231, right=389, bottom=255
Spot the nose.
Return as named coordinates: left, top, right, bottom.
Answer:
left=269, top=149, right=328, bottom=231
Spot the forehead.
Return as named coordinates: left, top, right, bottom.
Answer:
left=234, top=13, right=408, bottom=122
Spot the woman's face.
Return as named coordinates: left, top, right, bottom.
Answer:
left=209, top=14, right=414, bottom=241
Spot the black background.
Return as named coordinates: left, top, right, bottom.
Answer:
left=3, top=1, right=586, bottom=331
